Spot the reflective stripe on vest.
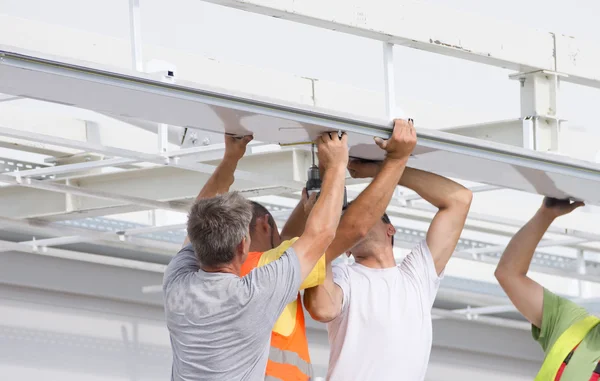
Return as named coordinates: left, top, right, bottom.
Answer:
left=268, top=347, right=314, bottom=377
left=535, top=315, right=600, bottom=381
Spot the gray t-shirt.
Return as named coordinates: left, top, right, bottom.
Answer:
left=163, top=244, right=302, bottom=381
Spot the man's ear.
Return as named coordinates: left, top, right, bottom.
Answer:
left=387, top=224, right=396, bottom=238
left=259, top=215, right=272, bottom=232
left=236, top=237, right=247, bottom=256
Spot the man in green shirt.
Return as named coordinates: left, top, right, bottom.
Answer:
left=495, top=197, right=600, bottom=380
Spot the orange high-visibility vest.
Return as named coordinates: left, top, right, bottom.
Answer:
left=242, top=250, right=314, bottom=381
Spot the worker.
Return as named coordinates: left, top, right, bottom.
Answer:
left=303, top=128, right=473, bottom=380
left=162, top=131, right=348, bottom=381
left=239, top=191, right=322, bottom=381
left=494, top=197, right=599, bottom=381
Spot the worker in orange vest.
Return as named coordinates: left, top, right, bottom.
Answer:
left=240, top=194, right=322, bottom=381
left=495, top=197, right=600, bottom=381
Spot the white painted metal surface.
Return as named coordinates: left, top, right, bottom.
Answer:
left=2, top=47, right=600, bottom=206
left=202, top=0, right=600, bottom=88
left=1, top=3, right=600, bottom=379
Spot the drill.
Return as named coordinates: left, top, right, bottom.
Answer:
left=306, top=143, right=348, bottom=208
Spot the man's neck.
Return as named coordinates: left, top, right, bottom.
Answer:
left=249, top=237, right=281, bottom=253
left=354, top=247, right=396, bottom=269
left=249, top=242, right=272, bottom=253
left=201, top=262, right=241, bottom=276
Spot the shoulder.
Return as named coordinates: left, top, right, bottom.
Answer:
left=332, top=262, right=350, bottom=275
left=257, top=238, right=299, bottom=264
left=332, top=263, right=352, bottom=286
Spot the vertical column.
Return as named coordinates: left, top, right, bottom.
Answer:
left=512, top=71, right=563, bottom=152
left=576, top=249, right=590, bottom=297
left=382, top=42, right=396, bottom=120
left=129, top=0, right=144, bottom=72
left=158, top=123, right=169, bottom=155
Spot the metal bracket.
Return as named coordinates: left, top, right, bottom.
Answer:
left=510, top=70, right=567, bottom=152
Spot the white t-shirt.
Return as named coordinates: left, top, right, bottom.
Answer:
left=326, top=241, right=443, bottom=381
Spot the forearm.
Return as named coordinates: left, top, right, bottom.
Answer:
left=303, top=266, right=341, bottom=322
left=496, top=210, right=554, bottom=277
left=494, top=210, right=552, bottom=327
left=304, top=166, right=346, bottom=240
left=399, top=167, right=471, bottom=209
left=325, top=157, right=408, bottom=263
left=280, top=200, right=308, bottom=240
left=294, top=166, right=346, bottom=280
left=196, top=157, right=239, bottom=200
left=183, top=156, right=239, bottom=246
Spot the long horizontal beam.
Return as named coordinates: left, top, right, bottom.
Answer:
left=0, top=125, right=305, bottom=190
left=204, top=0, right=600, bottom=88
left=0, top=150, right=302, bottom=219
left=12, top=222, right=186, bottom=251
left=465, top=237, right=592, bottom=256
left=0, top=173, right=187, bottom=213
left=0, top=215, right=179, bottom=257
left=0, top=238, right=166, bottom=273
left=3, top=47, right=600, bottom=206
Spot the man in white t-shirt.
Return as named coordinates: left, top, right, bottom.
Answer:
left=304, top=151, right=473, bottom=380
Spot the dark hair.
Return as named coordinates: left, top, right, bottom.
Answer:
left=187, top=192, right=252, bottom=267
left=249, top=201, right=275, bottom=235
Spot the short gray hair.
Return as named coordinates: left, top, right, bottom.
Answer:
left=187, top=192, right=253, bottom=267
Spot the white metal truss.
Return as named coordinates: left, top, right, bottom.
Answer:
left=1, top=0, right=600, bottom=330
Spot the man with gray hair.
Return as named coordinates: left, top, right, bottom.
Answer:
left=163, top=131, right=348, bottom=381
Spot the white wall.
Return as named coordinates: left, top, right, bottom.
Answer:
left=0, top=250, right=543, bottom=381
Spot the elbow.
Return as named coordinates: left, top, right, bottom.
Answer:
left=455, top=189, right=473, bottom=208
left=354, top=223, right=370, bottom=242
left=303, top=290, right=338, bottom=323
left=494, top=267, right=507, bottom=283
left=309, top=309, right=337, bottom=323
left=494, top=266, right=520, bottom=288
left=305, top=224, right=337, bottom=247
left=443, top=189, right=473, bottom=211
left=305, top=302, right=337, bottom=323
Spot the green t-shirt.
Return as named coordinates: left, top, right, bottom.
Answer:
left=532, top=288, right=600, bottom=380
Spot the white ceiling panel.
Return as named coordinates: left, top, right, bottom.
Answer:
left=1, top=46, right=600, bottom=205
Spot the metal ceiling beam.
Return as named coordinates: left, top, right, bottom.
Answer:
left=464, top=237, right=592, bottom=256
left=0, top=150, right=300, bottom=219
left=10, top=222, right=186, bottom=252
left=0, top=124, right=304, bottom=190
left=203, top=0, right=600, bottom=88
left=2, top=47, right=599, bottom=207
left=0, top=238, right=166, bottom=273
left=0, top=174, right=187, bottom=213
left=0, top=215, right=180, bottom=255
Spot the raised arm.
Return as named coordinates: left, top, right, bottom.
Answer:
left=182, top=134, right=253, bottom=246
left=495, top=198, right=583, bottom=328
left=303, top=119, right=416, bottom=322
left=164, top=134, right=252, bottom=290
left=398, top=168, right=472, bottom=274
left=292, top=132, right=348, bottom=282
left=280, top=189, right=317, bottom=241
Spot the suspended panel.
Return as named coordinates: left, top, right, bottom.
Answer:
left=1, top=46, right=600, bottom=205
